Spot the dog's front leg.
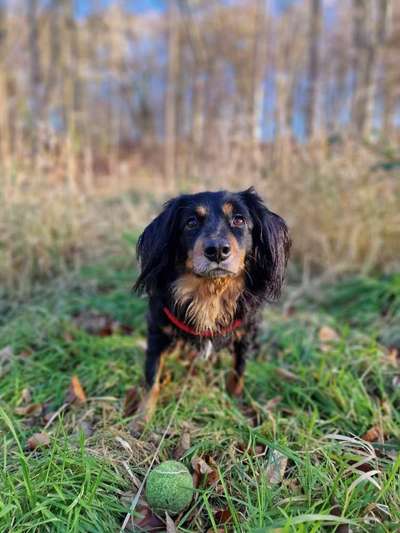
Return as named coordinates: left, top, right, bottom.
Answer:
left=226, top=335, right=248, bottom=397
left=132, top=328, right=172, bottom=428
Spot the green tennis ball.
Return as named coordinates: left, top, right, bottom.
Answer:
left=145, top=460, right=194, bottom=515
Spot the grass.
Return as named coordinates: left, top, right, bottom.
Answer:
left=0, top=243, right=399, bottom=532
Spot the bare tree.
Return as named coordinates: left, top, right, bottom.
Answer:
left=165, top=0, right=179, bottom=186
left=351, top=0, right=391, bottom=136
left=305, top=0, right=322, bottom=138
left=27, top=0, right=42, bottom=159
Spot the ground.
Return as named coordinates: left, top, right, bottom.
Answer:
left=0, top=243, right=399, bottom=532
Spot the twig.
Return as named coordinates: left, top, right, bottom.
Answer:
left=44, top=402, right=69, bottom=429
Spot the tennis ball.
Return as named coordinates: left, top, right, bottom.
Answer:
left=145, top=460, right=194, bottom=515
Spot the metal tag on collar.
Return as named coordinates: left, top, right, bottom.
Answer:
left=201, top=340, right=213, bottom=360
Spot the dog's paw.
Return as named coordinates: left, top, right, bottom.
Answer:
left=225, top=371, right=244, bottom=397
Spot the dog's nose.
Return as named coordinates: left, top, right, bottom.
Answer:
left=204, top=240, right=231, bottom=262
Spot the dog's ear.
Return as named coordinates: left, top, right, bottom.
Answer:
left=241, top=187, right=291, bottom=300
left=134, top=197, right=180, bottom=294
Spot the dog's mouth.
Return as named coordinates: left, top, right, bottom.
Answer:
left=197, top=267, right=235, bottom=278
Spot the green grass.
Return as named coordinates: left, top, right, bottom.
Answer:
left=1, top=250, right=399, bottom=532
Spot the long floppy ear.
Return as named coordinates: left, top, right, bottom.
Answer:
left=241, top=187, right=291, bottom=300
left=134, top=198, right=180, bottom=294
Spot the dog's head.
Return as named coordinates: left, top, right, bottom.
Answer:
left=134, top=188, right=290, bottom=300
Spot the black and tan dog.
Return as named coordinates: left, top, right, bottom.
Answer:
left=133, top=187, right=290, bottom=421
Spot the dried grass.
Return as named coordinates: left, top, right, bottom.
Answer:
left=1, top=138, right=399, bottom=292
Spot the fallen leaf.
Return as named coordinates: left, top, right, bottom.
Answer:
left=115, top=436, right=133, bottom=455
left=0, top=345, right=13, bottom=363
left=0, top=346, right=13, bottom=376
left=165, top=512, right=177, bottom=533
left=255, top=444, right=268, bottom=456
left=174, top=430, right=191, bottom=459
left=191, top=456, right=213, bottom=475
left=15, top=403, right=43, bottom=417
left=265, top=449, right=288, bottom=485
left=20, top=388, right=32, bottom=404
left=43, top=411, right=57, bottom=424
left=72, top=310, right=133, bottom=337
left=129, top=499, right=164, bottom=531
left=361, top=425, right=383, bottom=443
left=215, top=507, right=232, bottom=525
left=73, top=311, right=114, bottom=336
left=275, top=368, right=300, bottom=382
left=319, top=325, right=339, bottom=352
left=27, top=432, right=50, bottom=450
left=191, top=455, right=219, bottom=488
left=240, top=403, right=260, bottom=427
left=319, top=325, right=339, bottom=342
left=123, top=387, right=140, bottom=417
left=66, top=375, right=87, bottom=404
left=386, top=347, right=399, bottom=367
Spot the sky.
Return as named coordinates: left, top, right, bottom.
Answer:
left=75, top=0, right=163, bottom=18
left=74, top=0, right=310, bottom=19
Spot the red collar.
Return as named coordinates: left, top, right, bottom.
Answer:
left=163, top=306, right=242, bottom=337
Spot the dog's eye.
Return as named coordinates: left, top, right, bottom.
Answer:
left=185, top=217, right=198, bottom=230
left=232, top=215, right=246, bottom=227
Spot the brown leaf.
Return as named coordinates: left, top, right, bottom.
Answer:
left=191, top=455, right=219, bottom=488
left=191, top=456, right=214, bottom=476
left=43, top=411, right=57, bottom=424
left=361, top=425, right=383, bottom=443
left=67, top=375, right=87, bottom=404
left=319, top=325, right=339, bottom=352
left=265, top=450, right=288, bottom=485
left=386, top=347, right=399, bottom=367
left=215, top=507, right=232, bottom=525
left=20, top=388, right=32, bottom=404
left=275, top=367, right=300, bottom=382
left=319, top=325, right=339, bottom=342
left=130, top=499, right=165, bottom=531
left=73, top=311, right=113, bottom=336
left=72, top=311, right=132, bottom=337
left=123, top=387, right=140, bottom=417
left=165, top=512, right=177, bottom=533
left=173, top=430, right=191, bottom=459
left=15, top=403, right=43, bottom=417
left=27, top=432, right=50, bottom=450
left=240, top=403, right=259, bottom=427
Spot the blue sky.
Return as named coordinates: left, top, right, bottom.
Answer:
left=74, top=0, right=314, bottom=19
left=75, top=0, right=165, bottom=19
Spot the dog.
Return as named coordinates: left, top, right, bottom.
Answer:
left=133, top=187, right=290, bottom=422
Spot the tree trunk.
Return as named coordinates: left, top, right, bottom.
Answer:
left=27, top=0, right=41, bottom=160
left=351, top=0, right=391, bottom=137
left=250, top=0, right=268, bottom=143
left=305, top=0, right=322, bottom=139
left=165, top=0, right=179, bottom=186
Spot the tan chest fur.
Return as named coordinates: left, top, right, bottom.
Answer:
left=173, top=274, right=244, bottom=333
